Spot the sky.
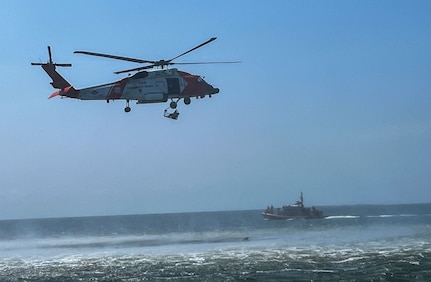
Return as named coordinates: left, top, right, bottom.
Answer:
left=0, top=1, right=430, bottom=220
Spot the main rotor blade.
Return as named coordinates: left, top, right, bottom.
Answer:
left=74, top=50, right=153, bottom=64
left=169, top=37, right=217, bottom=62
left=171, top=61, right=241, bottom=65
left=114, top=61, right=241, bottom=74
left=114, top=65, right=155, bottom=74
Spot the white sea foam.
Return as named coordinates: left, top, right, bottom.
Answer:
left=1, top=238, right=430, bottom=281
left=367, top=214, right=396, bottom=218
left=325, top=215, right=360, bottom=219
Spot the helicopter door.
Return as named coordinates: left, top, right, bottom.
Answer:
left=167, top=78, right=180, bottom=95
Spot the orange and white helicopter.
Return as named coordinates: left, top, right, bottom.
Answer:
left=32, top=37, right=238, bottom=119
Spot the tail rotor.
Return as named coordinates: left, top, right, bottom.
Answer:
left=31, top=46, right=72, bottom=90
left=31, top=46, right=72, bottom=67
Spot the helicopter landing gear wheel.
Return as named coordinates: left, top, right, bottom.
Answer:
left=124, top=100, right=131, bottom=113
left=170, top=101, right=177, bottom=109
left=184, top=97, right=191, bottom=105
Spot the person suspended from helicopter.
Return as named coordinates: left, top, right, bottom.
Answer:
left=164, top=109, right=180, bottom=120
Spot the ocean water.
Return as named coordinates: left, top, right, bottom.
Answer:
left=0, top=204, right=430, bottom=281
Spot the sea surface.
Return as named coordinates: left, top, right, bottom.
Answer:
left=0, top=204, right=430, bottom=281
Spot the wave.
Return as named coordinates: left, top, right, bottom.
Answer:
left=0, top=232, right=257, bottom=259
left=325, top=215, right=360, bottom=219
left=367, top=214, right=396, bottom=218
left=46, top=234, right=252, bottom=250
left=326, top=214, right=421, bottom=219
left=1, top=241, right=430, bottom=281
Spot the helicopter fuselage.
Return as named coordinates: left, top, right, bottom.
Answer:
left=53, top=68, right=219, bottom=105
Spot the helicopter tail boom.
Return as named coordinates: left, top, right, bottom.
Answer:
left=40, top=64, right=71, bottom=89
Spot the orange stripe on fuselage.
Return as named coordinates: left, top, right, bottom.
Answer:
left=60, top=86, right=79, bottom=98
left=107, top=78, right=127, bottom=100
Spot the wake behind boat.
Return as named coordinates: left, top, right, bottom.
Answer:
left=262, top=192, right=323, bottom=220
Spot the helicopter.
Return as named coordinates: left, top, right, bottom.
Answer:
left=31, top=37, right=238, bottom=119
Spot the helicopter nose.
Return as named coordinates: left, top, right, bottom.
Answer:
left=209, top=87, right=219, bottom=94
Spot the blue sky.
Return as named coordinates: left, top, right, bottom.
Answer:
left=1, top=1, right=430, bottom=219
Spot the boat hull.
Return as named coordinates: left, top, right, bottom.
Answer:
left=261, top=212, right=323, bottom=220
